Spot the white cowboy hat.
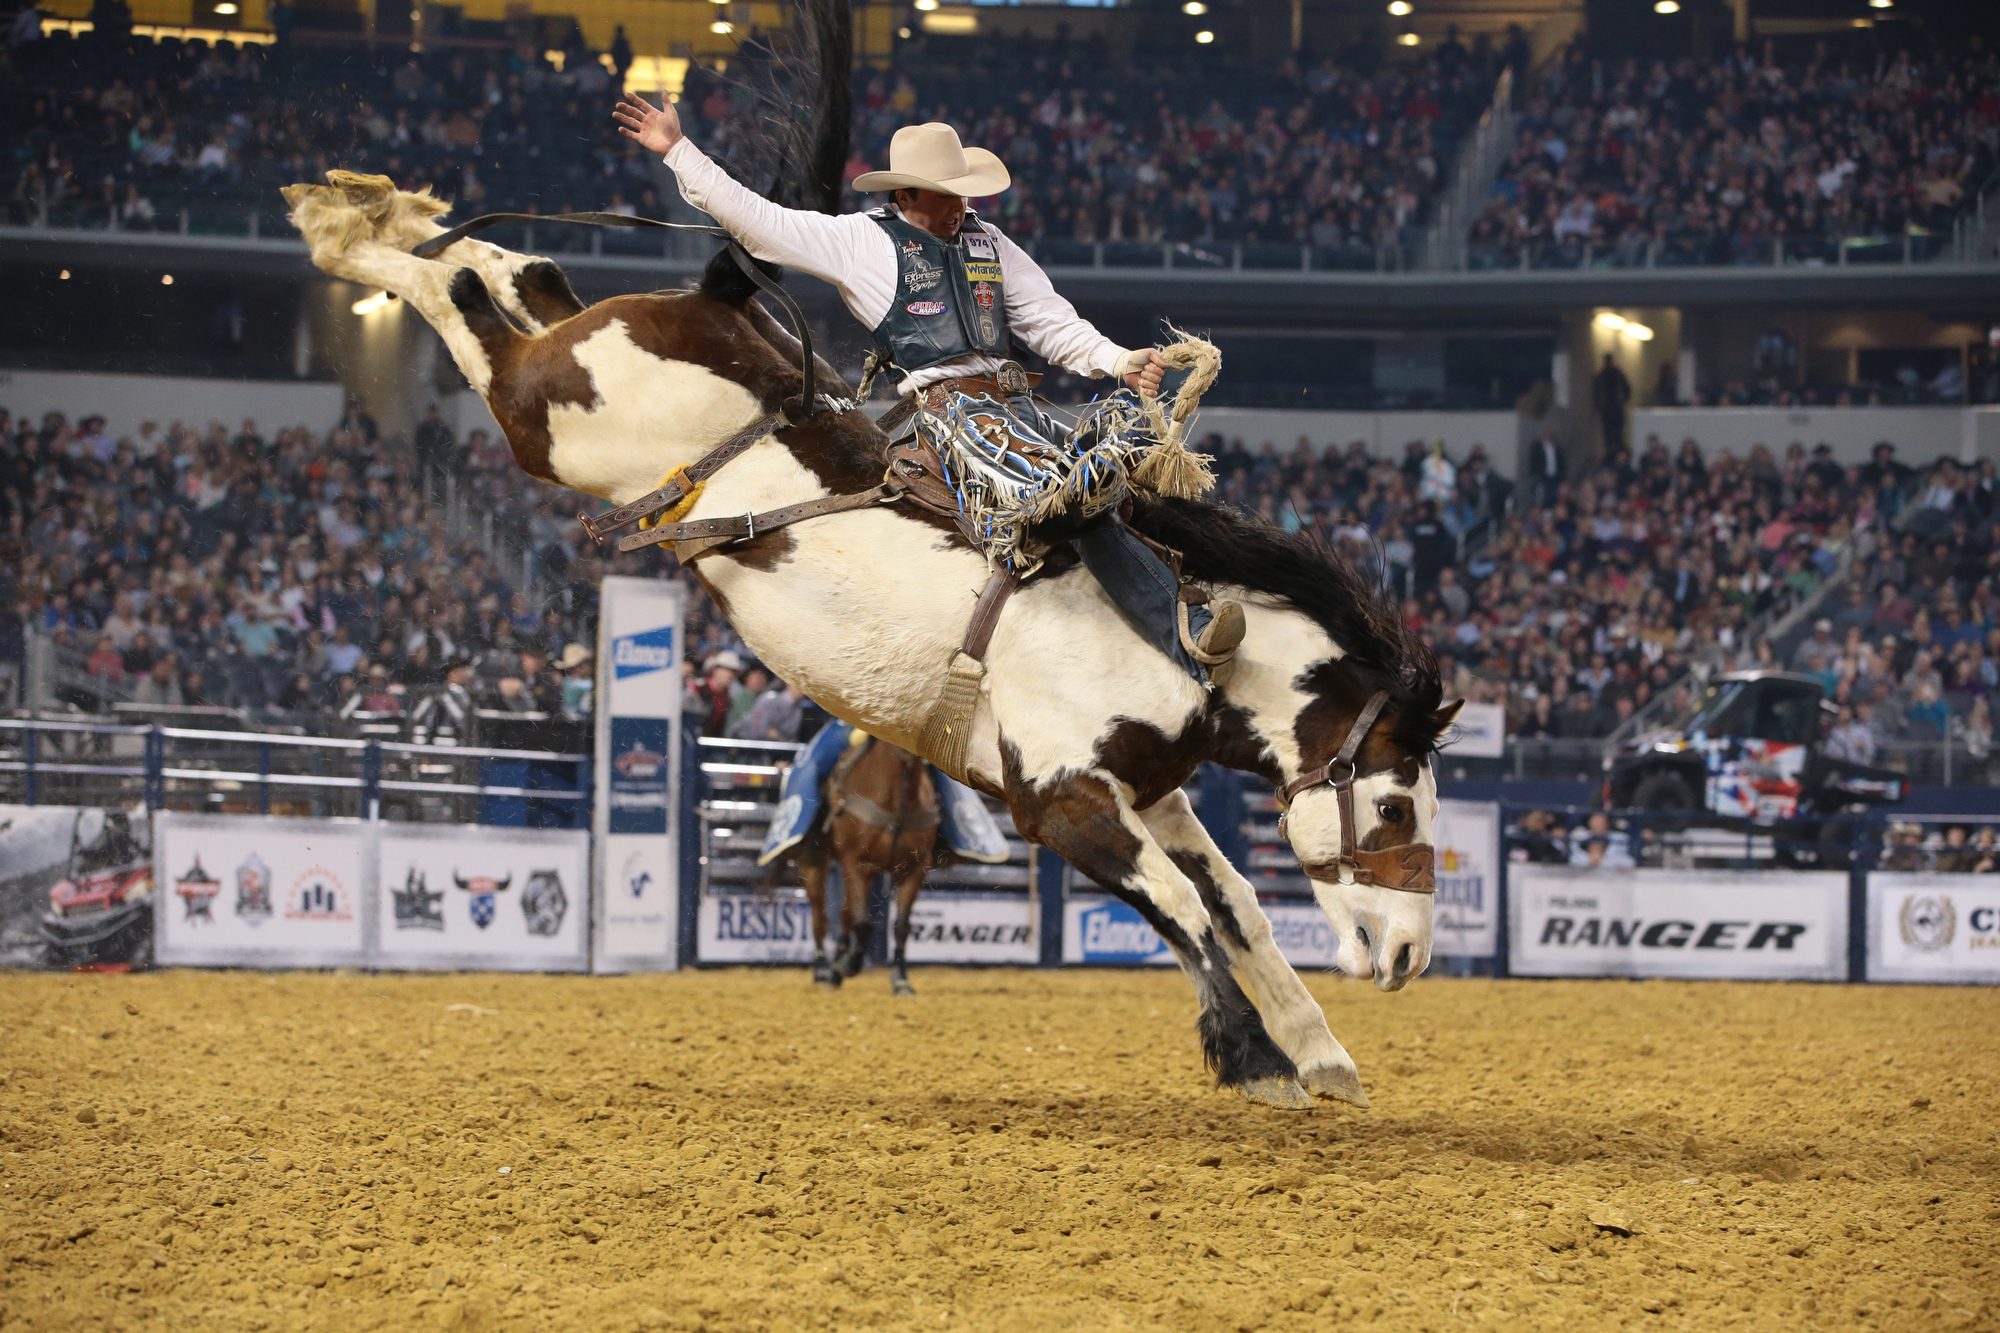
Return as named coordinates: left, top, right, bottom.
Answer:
left=557, top=643, right=593, bottom=670
left=850, top=123, right=1011, bottom=198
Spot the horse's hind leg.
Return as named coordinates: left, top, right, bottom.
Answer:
left=1008, top=765, right=1307, bottom=1109
left=1140, top=790, right=1368, bottom=1108
left=834, top=847, right=875, bottom=977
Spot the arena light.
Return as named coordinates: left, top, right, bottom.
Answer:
left=914, top=0, right=940, bottom=11
left=1868, top=0, right=1892, bottom=7
left=1386, top=0, right=1412, bottom=15
left=709, top=19, right=734, bottom=34
left=59, top=269, right=71, bottom=280
left=160, top=273, right=174, bottom=286
left=1653, top=0, right=1679, bottom=12
left=897, top=24, right=911, bottom=37
left=1397, top=31, right=1420, bottom=46
left=1182, top=1, right=1207, bottom=13
left=351, top=290, right=394, bottom=317
left=1195, top=29, right=1215, bottom=44
left=1593, top=311, right=1628, bottom=331
left=212, top=1, right=238, bottom=13
left=1626, top=322, right=1656, bottom=342
left=920, top=12, right=977, bottom=32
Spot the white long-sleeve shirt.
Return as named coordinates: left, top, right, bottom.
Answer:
left=663, top=139, right=1131, bottom=393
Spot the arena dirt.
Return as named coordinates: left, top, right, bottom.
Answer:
left=1, top=969, right=1995, bottom=1331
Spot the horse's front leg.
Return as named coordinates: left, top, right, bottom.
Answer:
left=798, top=844, right=838, bottom=987
left=833, top=842, right=875, bottom=978
left=1140, top=789, right=1368, bottom=1108
left=1006, top=764, right=1308, bottom=1109
left=887, top=839, right=926, bottom=997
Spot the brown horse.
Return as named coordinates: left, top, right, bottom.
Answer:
left=797, top=736, right=939, bottom=994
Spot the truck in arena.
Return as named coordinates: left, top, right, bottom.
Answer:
left=1604, top=671, right=1908, bottom=862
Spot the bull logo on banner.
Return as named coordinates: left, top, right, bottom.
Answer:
left=453, top=871, right=512, bottom=930
left=1899, top=894, right=1955, bottom=953
left=175, top=857, right=220, bottom=924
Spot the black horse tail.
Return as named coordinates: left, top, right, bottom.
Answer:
left=698, top=0, right=851, bottom=307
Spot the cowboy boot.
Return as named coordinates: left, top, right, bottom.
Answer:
left=1184, top=596, right=1246, bottom=684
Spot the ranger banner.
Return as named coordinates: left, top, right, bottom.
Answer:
left=1510, top=866, right=1848, bottom=981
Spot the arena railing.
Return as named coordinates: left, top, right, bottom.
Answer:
left=0, top=717, right=589, bottom=825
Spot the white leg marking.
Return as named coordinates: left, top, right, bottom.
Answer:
left=1140, top=789, right=1367, bottom=1107
left=314, top=241, right=495, bottom=396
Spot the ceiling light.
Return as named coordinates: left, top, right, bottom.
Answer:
left=709, top=19, right=734, bottom=33
left=59, top=269, right=71, bottom=280
left=1867, top=0, right=1892, bottom=7
left=1627, top=323, right=1655, bottom=342
left=1397, top=31, right=1420, bottom=46
left=1653, top=0, right=1679, bottom=12
left=213, top=1, right=238, bottom=13
left=897, top=24, right=911, bottom=36
left=351, top=290, right=394, bottom=316
left=1182, top=1, right=1207, bottom=13
left=914, top=0, right=939, bottom=10
left=1594, top=311, right=1628, bottom=331
left=1195, top=29, right=1214, bottom=44
left=160, top=274, right=174, bottom=286
left=1387, top=0, right=1412, bottom=14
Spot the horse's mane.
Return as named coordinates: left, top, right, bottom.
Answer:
left=1127, top=494, right=1447, bottom=752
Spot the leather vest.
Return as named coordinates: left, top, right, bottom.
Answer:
left=868, top=208, right=1012, bottom=374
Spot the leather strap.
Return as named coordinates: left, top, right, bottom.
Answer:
left=617, top=480, right=906, bottom=561
left=579, top=412, right=780, bottom=544
left=963, top=568, right=1019, bottom=660
left=1274, top=691, right=1436, bottom=896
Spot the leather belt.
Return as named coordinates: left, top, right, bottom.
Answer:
left=1275, top=690, right=1437, bottom=895
left=924, top=363, right=1042, bottom=404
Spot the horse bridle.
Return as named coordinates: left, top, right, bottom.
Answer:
left=1275, top=690, right=1436, bottom=895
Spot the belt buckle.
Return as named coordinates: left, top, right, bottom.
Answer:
left=996, top=363, right=1028, bottom=398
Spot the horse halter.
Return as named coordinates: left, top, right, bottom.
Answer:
left=1275, top=690, right=1437, bottom=895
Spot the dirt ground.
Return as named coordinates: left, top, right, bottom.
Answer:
left=1, top=968, right=1995, bottom=1331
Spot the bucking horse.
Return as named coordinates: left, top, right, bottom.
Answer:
left=282, top=0, right=1458, bottom=1110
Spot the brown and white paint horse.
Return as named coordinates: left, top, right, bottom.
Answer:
left=795, top=735, right=939, bottom=994
left=281, top=170, right=1457, bottom=1110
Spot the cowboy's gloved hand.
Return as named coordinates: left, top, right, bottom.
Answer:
left=1116, top=348, right=1169, bottom=397
left=615, top=93, right=684, bottom=157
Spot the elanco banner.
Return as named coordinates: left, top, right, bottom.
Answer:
left=1510, top=866, right=1848, bottom=980
left=1866, top=874, right=2000, bottom=984
left=154, top=813, right=370, bottom=967
left=593, top=575, right=685, bottom=973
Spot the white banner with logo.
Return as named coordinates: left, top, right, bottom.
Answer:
left=375, top=826, right=589, bottom=971
left=593, top=575, right=686, bottom=973
left=1867, top=874, right=2000, bottom=984
left=1434, top=798, right=1499, bottom=958
left=697, top=890, right=818, bottom=963
left=1062, top=895, right=1352, bottom=969
left=154, top=813, right=371, bottom=967
left=1509, top=866, right=1848, bottom=980
left=903, top=894, right=1038, bottom=965
left=1444, top=702, right=1506, bottom=759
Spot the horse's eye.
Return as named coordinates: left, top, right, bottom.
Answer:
left=1377, top=802, right=1405, bottom=824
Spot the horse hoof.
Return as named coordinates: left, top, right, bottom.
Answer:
left=1236, top=1075, right=1312, bottom=1111
left=1298, top=1060, right=1371, bottom=1109
left=326, top=168, right=396, bottom=204
left=891, top=976, right=915, bottom=997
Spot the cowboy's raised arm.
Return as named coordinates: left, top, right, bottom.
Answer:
left=615, top=93, right=881, bottom=292
left=983, top=223, right=1156, bottom=387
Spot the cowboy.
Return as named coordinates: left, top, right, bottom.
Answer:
left=612, top=97, right=1243, bottom=683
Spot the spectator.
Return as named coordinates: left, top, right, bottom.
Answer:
left=687, top=650, right=747, bottom=738
left=408, top=656, right=476, bottom=745
left=731, top=674, right=807, bottom=743
left=1567, top=811, right=1634, bottom=869
left=557, top=642, right=594, bottom=719
left=1510, top=809, right=1567, bottom=863
left=1592, top=354, right=1631, bottom=451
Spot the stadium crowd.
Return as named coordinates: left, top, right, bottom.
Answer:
left=5, top=19, right=1497, bottom=267
left=5, top=393, right=1994, bottom=776
left=1468, top=38, right=2000, bottom=272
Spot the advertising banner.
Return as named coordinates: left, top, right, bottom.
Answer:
left=1445, top=702, right=1506, bottom=759
left=697, top=890, right=817, bottom=964
left=593, top=575, right=685, bottom=973
left=1061, top=896, right=1178, bottom=966
left=903, top=894, right=1038, bottom=965
left=154, top=813, right=370, bottom=967
left=0, top=804, right=153, bottom=969
left=1866, top=875, right=2000, bottom=985
left=374, top=826, right=589, bottom=971
left=1509, top=866, right=1848, bottom=980
left=1434, top=798, right=1499, bottom=958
